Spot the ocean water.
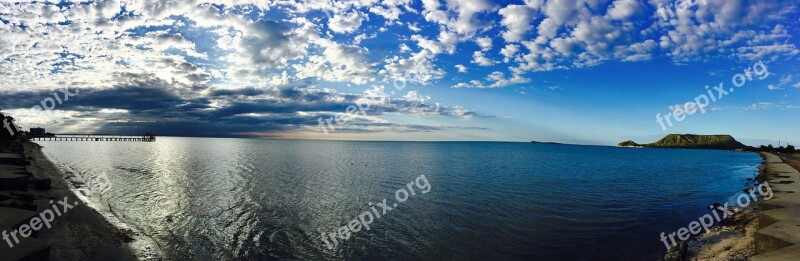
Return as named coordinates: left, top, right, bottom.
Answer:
left=37, top=138, right=761, bottom=260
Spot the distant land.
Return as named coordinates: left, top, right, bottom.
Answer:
left=618, top=134, right=749, bottom=150
left=530, top=141, right=564, bottom=145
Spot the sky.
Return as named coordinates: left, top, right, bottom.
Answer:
left=0, top=0, right=798, bottom=146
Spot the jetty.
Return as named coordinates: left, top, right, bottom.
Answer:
left=28, top=133, right=156, bottom=142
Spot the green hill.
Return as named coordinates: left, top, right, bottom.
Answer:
left=617, top=140, right=640, bottom=147
left=621, top=134, right=749, bottom=150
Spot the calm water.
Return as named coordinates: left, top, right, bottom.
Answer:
left=38, top=138, right=761, bottom=260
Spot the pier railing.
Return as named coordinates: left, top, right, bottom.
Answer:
left=29, top=134, right=156, bottom=142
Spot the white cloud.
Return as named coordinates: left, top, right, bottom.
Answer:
left=422, top=0, right=492, bottom=36
left=455, top=64, right=468, bottom=73
left=476, top=37, right=493, bottom=51
left=768, top=75, right=793, bottom=90
left=743, top=102, right=778, bottom=110
left=403, top=90, right=430, bottom=102
left=0, top=0, right=797, bottom=99
left=294, top=40, right=375, bottom=84
left=453, top=71, right=530, bottom=88
left=328, top=11, right=366, bottom=34
left=399, top=43, right=412, bottom=53
left=408, top=22, right=422, bottom=32
left=500, top=44, right=520, bottom=62
left=607, top=0, right=641, bottom=20
left=381, top=51, right=446, bottom=85
left=452, top=80, right=486, bottom=89
left=614, top=40, right=657, bottom=62
left=498, top=4, right=535, bottom=42
left=471, top=51, right=496, bottom=66
left=369, top=0, right=413, bottom=22
left=486, top=71, right=530, bottom=88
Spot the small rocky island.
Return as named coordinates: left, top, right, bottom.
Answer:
left=618, top=134, right=749, bottom=150
left=617, top=140, right=640, bottom=147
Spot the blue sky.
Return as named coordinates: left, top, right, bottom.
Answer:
left=0, top=0, right=798, bottom=146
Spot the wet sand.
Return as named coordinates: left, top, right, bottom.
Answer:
left=23, top=141, right=141, bottom=260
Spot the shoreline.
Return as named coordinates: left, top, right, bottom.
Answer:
left=679, top=152, right=800, bottom=260
left=664, top=152, right=766, bottom=260
left=23, top=141, right=157, bottom=260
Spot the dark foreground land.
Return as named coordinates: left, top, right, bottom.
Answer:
left=0, top=139, right=139, bottom=260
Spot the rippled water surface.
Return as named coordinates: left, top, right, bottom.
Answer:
left=38, top=138, right=761, bottom=260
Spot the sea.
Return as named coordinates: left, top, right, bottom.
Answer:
left=36, top=137, right=762, bottom=260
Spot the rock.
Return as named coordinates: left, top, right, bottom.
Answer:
left=664, top=241, right=687, bottom=261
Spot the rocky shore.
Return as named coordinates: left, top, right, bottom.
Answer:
left=665, top=152, right=800, bottom=260
left=663, top=153, right=763, bottom=260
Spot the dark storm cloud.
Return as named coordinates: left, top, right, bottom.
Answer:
left=0, top=72, right=485, bottom=136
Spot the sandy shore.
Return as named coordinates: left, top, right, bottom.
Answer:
left=22, top=141, right=141, bottom=260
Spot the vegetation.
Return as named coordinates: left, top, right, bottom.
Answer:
left=619, top=134, right=797, bottom=153
left=755, top=144, right=797, bottom=154
left=619, top=134, right=748, bottom=150
left=0, top=110, right=21, bottom=141
left=617, top=140, right=640, bottom=147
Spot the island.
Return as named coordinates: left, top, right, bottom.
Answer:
left=617, top=140, right=640, bottom=148
left=531, top=141, right=563, bottom=145
left=618, top=134, right=748, bottom=150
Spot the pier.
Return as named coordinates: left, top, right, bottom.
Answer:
left=29, top=133, right=156, bottom=142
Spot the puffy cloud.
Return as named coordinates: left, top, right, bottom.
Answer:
left=452, top=80, right=486, bottom=89
left=381, top=51, right=446, bottom=85
left=0, top=0, right=490, bottom=136
left=452, top=71, right=530, bottom=89
left=607, top=0, right=642, bottom=20
left=476, top=37, right=493, bottom=51
left=501, top=0, right=799, bottom=73
left=498, top=4, right=535, bottom=42
left=472, top=51, right=496, bottom=66
left=655, top=0, right=797, bottom=62
left=485, top=71, right=531, bottom=88
left=369, top=0, right=413, bottom=21
left=328, top=11, right=366, bottom=34
left=421, top=0, right=492, bottom=36
left=614, top=40, right=657, bottom=62
left=1, top=0, right=799, bottom=136
left=500, top=44, right=520, bottom=62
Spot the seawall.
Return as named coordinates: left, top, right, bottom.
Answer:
left=750, top=153, right=800, bottom=260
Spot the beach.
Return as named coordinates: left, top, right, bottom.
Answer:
left=20, top=141, right=142, bottom=260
